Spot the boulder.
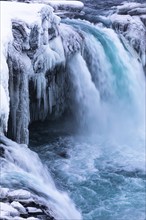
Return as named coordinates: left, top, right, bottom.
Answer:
left=11, top=201, right=27, bottom=214
left=0, top=202, right=19, bottom=217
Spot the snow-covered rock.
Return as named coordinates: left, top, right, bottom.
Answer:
left=60, top=23, right=83, bottom=55
left=108, top=3, right=146, bottom=70
left=0, top=202, right=19, bottom=216
left=46, top=0, right=84, bottom=12
left=0, top=186, right=56, bottom=219
left=27, top=207, right=42, bottom=213
left=11, top=201, right=27, bottom=214
left=9, top=190, right=31, bottom=200
left=0, top=2, right=67, bottom=143
left=14, top=217, right=27, bottom=220
left=116, top=2, right=146, bottom=15
left=0, top=188, right=9, bottom=199
left=26, top=217, right=39, bottom=220
left=13, top=0, right=84, bottom=13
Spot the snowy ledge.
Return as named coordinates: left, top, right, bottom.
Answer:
left=39, top=0, right=84, bottom=12
left=5, top=0, right=84, bottom=13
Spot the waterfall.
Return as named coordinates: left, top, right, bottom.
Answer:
left=64, top=19, right=145, bottom=137
left=66, top=53, right=100, bottom=130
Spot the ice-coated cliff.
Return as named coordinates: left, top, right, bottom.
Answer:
left=105, top=2, right=146, bottom=70
left=0, top=1, right=84, bottom=144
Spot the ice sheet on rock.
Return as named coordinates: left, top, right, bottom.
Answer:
left=0, top=202, right=19, bottom=217
left=11, top=201, right=27, bottom=214
left=0, top=85, right=9, bottom=133
left=1, top=1, right=54, bottom=27
left=1, top=1, right=63, bottom=141
left=109, top=14, right=146, bottom=67
left=60, top=23, right=83, bottom=55
left=116, top=2, right=146, bottom=15
left=33, top=43, right=64, bottom=74
left=42, top=0, right=84, bottom=12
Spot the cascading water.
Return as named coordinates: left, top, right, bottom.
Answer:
left=64, top=19, right=145, bottom=136
left=30, top=20, right=145, bottom=220
left=1, top=13, right=145, bottom=220
left=66, top=53, right=100, bottom=130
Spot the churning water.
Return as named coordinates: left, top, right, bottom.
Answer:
left=30, top=20, right=145, bottom=220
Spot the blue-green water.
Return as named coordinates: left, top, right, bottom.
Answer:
left=29, top=120, right=146, bottom=220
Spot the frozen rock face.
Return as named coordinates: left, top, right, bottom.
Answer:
left=109, top=3, right=146, bottom=71
left=82, top=2, right=146, bottom=72
left=0, top=2, right=64, bottom=143
left=7, top=20, right=32, bottom=145
left=1, top=2, right=85, bottom=144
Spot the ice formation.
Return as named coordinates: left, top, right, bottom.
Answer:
left=0, top=2, right=68, bottom=144
left=108, top=2, right=146, bottom=69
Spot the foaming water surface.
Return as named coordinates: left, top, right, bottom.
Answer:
left=29, top=120, right=145, bottom=220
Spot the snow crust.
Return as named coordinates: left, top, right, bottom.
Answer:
left=32, top=0, right=84, bottom=10
left=47, top=0, right=84, bottom=9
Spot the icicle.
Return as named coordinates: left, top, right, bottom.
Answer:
left=48, top=86, right=53, bottom=114
left=32, top=73, right=49, bottom=121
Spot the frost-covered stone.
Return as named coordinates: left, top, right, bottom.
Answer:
left=109, top=3, right=146, bottom=69
left=116, top=2, right=146, bottom=15
left=27, top=217, right=39, bottom=220
left=1, top=1, right=68, bottom=143
left=11, top=201, right=27, bottom=214
left=27, top=207, right=43, bottom=213
left=0, top=188, right=9, bottom=199
left=14, top=217, right=26, bottom=220
left=9, top=189, right=31, bottom=200
left=60, top=23, right=83, bottom=55
left=47, top=0, right=84, bottom=12
left=0, top=202, right=19, bottom=216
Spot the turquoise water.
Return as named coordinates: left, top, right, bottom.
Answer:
left=29, top=120, right=146, bottom=220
